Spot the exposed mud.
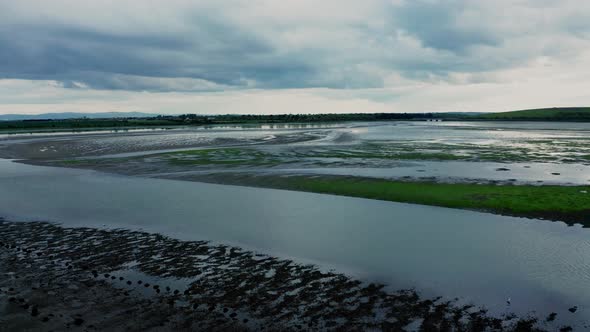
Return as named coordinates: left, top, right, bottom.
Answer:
left=0, top=128, right=325, bottom=160
left=1, top=220, right=560, bottom=331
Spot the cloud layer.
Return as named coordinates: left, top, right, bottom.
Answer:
left=1, top=0, right=589, bottom=114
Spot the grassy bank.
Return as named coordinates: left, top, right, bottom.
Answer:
left=196, top=174, right=590, bottom=226
left=477, top=107, right=590, bottom=121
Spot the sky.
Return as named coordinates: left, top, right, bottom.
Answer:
left=1, top=0, right=589, bottom=115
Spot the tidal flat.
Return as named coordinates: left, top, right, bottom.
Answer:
left=1, top=220, right=545, bottom=331
left=1, top=121, right=590, bottom=330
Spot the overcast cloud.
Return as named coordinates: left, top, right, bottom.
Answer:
left=1, top=0, right=589, bottom=114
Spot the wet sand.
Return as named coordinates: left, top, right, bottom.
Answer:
left=0, top=127, right=326, bottom=160
left=1, top=219, right=556, bottom=331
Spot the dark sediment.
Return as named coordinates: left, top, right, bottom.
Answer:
left=0, top=219, right=549, bottom=331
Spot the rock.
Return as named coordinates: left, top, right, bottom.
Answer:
left=568, top=306, right=577, bottom=313
left=73, top=318, right=84, bottom=326
left=546, top=312, right=557, bottom=322
left=495, top=168, right=510, bottom=171
left=552, top=172, right=561, bottom=175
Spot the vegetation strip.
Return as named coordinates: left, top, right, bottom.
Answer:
left=3, top=107, right=590, bottom=132
left=185, top=174, right=590, bottom=226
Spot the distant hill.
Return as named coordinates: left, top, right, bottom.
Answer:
left=0, top=112, right=158, bottom=121
left=476, top=107, right=590, bottom=121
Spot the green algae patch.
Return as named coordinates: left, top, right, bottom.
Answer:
left=206, top=174, right=590, bottom=226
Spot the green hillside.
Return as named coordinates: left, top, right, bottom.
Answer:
left=478, top=107, right=590, bottom=121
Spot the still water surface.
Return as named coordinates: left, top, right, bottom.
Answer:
left=0, top=159, right=588, bottom=326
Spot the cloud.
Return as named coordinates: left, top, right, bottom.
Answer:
left=0, top=0, right=589, bottom=113
left=392, top=0, right=499, bottom=53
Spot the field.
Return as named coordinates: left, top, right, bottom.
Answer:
left=477, top=107, right=590, bottom=121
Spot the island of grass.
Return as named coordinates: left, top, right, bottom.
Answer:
left=189, top=173, right=590, bottom=226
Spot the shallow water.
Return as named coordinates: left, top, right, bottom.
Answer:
left=0, top=159, right=589, bottom=327
left=327, top=121, right=590, bottom=147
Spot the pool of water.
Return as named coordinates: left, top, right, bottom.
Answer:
left=0, top=159, right=588, bottom=327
